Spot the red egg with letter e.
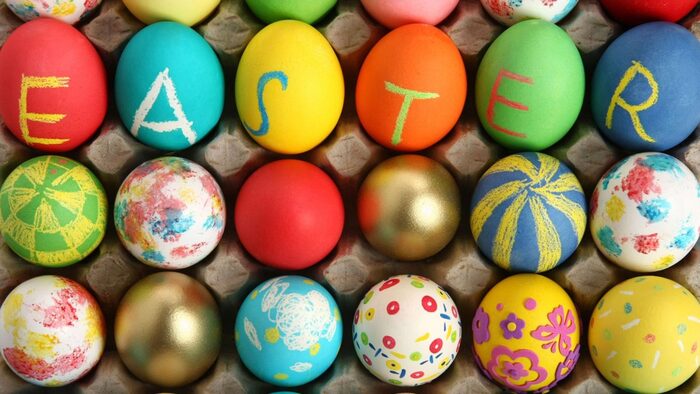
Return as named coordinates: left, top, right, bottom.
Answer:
left=234, top=159, right=345, bottom=270
left=0, top=18, right=107, bottom=152
left=356, top=23, right=467, bottom=152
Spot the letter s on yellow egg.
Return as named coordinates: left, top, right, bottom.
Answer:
left=235, top=20, right=345, bottom=154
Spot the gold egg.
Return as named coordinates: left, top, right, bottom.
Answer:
left=114, top=272, right=221, bottom=387
left=358, top=154, right=461, bottom=261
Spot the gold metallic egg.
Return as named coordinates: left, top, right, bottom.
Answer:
left=358, top=154, right=461, bottom=261
left=114, top=272, right=222, bottom=387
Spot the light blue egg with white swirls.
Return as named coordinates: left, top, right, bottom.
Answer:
left=235, top=276, right=342, bottom=387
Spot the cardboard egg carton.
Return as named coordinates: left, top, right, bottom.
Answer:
left=0, top=0, right=699, bottom=392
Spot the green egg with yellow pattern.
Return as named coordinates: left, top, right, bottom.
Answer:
left=0, top=155, right=107, bottom=267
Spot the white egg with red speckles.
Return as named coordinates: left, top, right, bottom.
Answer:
left=352, top=274, right=461, bottom=386
left=0, top=275, right=105, bottom=387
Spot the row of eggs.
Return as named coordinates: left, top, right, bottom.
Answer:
left=2, top=270, right=699, bottom=393
left=5, top=0, right=700, bottom=27
left=1, top=12, right=699, bottom=156
left=1, top=151, right=697, bottom=274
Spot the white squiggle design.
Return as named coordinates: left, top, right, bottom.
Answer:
left=261, top=277, right=289, bottom=313
left=259, top=278, right=337, bottom=352
left=290, top=362, right=312, bottom=372
left=244, top=317, right=262, bottom=351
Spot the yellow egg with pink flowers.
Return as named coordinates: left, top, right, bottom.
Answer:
left=472, top=274, right=581, bottom=392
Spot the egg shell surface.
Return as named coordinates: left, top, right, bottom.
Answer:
left=591, top=22, right=700, bottom=152
left=589, top=276, right=700, bottom=392
left=600, top=0, right=699, bottom=25
left=0, top=275, right=105, bottom=386
left=235, top=20, right=344, bottom=154
left=235, top=276, right=342, bottom=387
left=0, top=18, right=107, bottom=152
left=245, top=0, right=337, bottom=24
left=234, top=159, right=344, bottom=270
left=472, top=274, right=580, bottom=392
left=360, top=0, right=459, bottom=28
left=114, top=157, right=226, bottom=269
left=470, top=152, right=587, bottom=273
left=356, top=23, right=466, bottom=151
left=475, top=19, right=584, bottom=151
left=5, top=0, right=101, bottom=24
left=352, top=274, right=462, bottom=386
left=115, top=21, right=224, bottom=151
left=590, top=152, right=700, bottom=272
left=0, top=155, right=107, bottom=267
left=122, top=0, right=220, bottom=26
left=480, top=0, right=578, bottom=26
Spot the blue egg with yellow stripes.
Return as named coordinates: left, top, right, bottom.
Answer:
left=470, top=152, right=586, bottom=272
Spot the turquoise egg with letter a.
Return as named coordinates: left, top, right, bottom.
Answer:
left=115, top=22, right=224, bottom=151
left=235, top=276, right=342, bottom=386
left=470, top=152, right=587, bottom=272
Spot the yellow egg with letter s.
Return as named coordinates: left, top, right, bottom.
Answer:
left=235, top=20, right=344, bottom=154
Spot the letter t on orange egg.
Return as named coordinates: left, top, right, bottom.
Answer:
left=486, top=69, right=533, bottom=139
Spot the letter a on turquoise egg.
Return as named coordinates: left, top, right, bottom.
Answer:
left=115, top=22, right=224, bottom=151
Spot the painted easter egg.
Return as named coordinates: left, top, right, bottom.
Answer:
left=589, top=276, right=700, bottom=392
left=600, top=0, right=699, bottom=25
left=353, top=275, right=462, bottom=386
left=473, top=274, right=580, bottom=392
left=115, top=21, right=224, bottom=151
left=358, top=155, right=461, bottom=261
left=0, top=156, right=107, bottom=267
left=235, top=276, right=342, bottom=387
left=356, top=24, right=466, bottom=152
left=590, top=153, right=700, bottom=272
left=591, top=22, right=700, bottom=152
left=5, top=0, right=101, bottom=24
left=360, top=0, right=459, bottom=28
left=246, top=0, right=337, bottom=24
left=0, top=18, right=107, bottom=152
left=122, top=0, right=220, bottom=26
left=0, top=275, right=105, bottom=387
left=114, top=157, right=225, bottom=269
left=115, top=272, right=221, bottom=387
left=475, top=19, right=584, bottom=151
left=235, top=20, right=344, bottom=154
left=480, top=0, right=578, bottom=26
left=470, top=152, right=586, bottom=272
left=234, top=160, right=344, bottom=270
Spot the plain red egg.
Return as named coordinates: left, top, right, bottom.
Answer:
left=0, top=18, right=107, bottom=152
left=600, top=0, right=699, bottom=25
left=234, top=159, right=345, bottom=270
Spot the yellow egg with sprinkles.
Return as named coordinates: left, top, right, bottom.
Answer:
left=589, top=276, right=700, bottom=393
left=235, top=20, right=344, bottom=154
left=472, top=274, right=581, bottom=392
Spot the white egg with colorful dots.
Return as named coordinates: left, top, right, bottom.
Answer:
left=480, top=0, right=578, bottom=26
left=0, top=276, right=106, bottom=387
left=5, top=0, right=101, bottom=24
left=590, top=152, right=700, bottom=272
left=589, top=276, right=700, bottom=393
left=352, top=275, right=462, bottom=386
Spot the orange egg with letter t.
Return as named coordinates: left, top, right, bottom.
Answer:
left=356, top=24, right=466, bottom=152
left=0, top=18, right=107, bottom=152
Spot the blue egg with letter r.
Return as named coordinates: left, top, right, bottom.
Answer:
left=591, top=22, right=700, bottom=152
left=115, top=21, right=224, bottom=151
left=235, top=275, right=342, bottom=387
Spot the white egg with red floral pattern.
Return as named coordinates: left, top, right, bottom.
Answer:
left=352, top=274, right=462, bottom=386
left=480, top=0, right=578, bottom=26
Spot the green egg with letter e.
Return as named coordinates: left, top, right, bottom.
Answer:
left=476, top=20, right=584, bottom=151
